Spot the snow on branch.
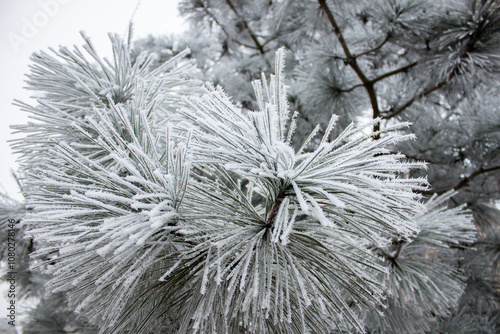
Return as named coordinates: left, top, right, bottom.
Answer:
left=17, top=37, right=438, bottom=334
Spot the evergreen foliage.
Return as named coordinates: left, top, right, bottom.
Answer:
left=1, top=0, right=499, bottom=333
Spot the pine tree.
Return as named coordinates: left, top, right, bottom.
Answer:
left=135, top=0, right=500, bottom=331
left=1, top=0, right=498, bottom=332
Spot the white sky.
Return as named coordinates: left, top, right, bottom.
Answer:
left=0, top=0, right=186, bottom=328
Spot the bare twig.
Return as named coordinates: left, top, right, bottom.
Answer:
left=318, top=0, right=382, bottom=138
left=340, top=62, right=417, bottom=93
left=225, top=0, right=266, bottom=55
left=354, top=35, right=389, bottom=58
left=440, top=165, right=500, bottom=195
left=381, top=75, right=453, bottom=120
left=339, top=83, right=364, bottom=93
left=371, top=62, right=418, bottom=85
left=204, top=8, right=259, bottom=51
left=378, top=239, right=405, bottom=262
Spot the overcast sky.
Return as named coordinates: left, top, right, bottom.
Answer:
left=0, top=0, right=186, bottom=326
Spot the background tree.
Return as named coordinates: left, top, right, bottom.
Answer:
left=142, top=0, right=499, bottom=331
left=1, top=0, right=499, bottom=333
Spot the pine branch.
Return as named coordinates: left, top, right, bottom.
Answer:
left=225, top=0, right=266, bottom=55
left=266, top=193, right=285, bottom=227
left=339, top=83, right=364, bottom=93
left=261, top=33, right=279, bottom=47
left=368, top=190, right=476, bottom=332
left=354, top=35, right=390, bottom=58
left=381, top=73, right=454, bottom=120
left=380, top=13, right=486, bottom=121
left=389, top=240, right=404, bottom=262
left=340, top=62, right=417, bottom=93
left=204, top=7, right=260, bottom=51
left=378, top=239, right=405, bottom=262
left=321, top=0, right=493, bottom=125
left=371, top=62, right=418, bottom=85
left=318, top=0, right=381, bottom=137
left=436, top=165, right=500, bottom=195
left=266, top=184, right=292, bottom=228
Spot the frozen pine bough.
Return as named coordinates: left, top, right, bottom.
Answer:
left=9, top=35, right=476, bottom=333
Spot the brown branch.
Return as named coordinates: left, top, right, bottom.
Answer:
left=371, top=62, right=418, bottom=85
left=204, top=8, right=260, bottom=51
left=266, top=196, right=284, bottom=227
left=353, top=35, right=389, bottom=58
left=339, top=83, right=364, bottom=93
left=378, top=239, right=405, bottom=262
left=438, top=165, right=500, bottom=195
left=266, top=185, right=290, bottom=227
left=28, top=238, right=35, bottom=253
left=340, top=62, right=417, bottom=93
left=318, top=0, right=382, bottom=138
left=380, top=28, right=482, bottom=120
left=321, top=0, right=483, bottom=124
left=261, top=34, right=279, bottom=47
left=317, top=0, right=356, bottom=63
left=225, top=0, right=266, bottom=55
left=381, top=73, right=454, bottom=120
left=391, top=240, right=404, bottom=261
